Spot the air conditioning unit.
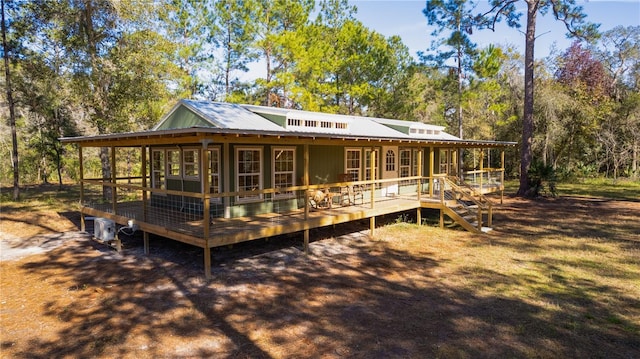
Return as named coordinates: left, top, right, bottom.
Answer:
left=94, top=218, right=115, bottom=241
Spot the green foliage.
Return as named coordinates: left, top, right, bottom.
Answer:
left=2, top=0, right=639, bottom=188
left=526, top=160, right=558, bottom=198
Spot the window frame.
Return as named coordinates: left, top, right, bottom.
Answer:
left=166, top=149, right=181, bottom=179
left=182, top=148, right=200, bottom=180
left=364, top=148, right=379, bottom=182
left=272, top=147, right=296, bottom=199
left=345, top=148, right=362, bottom=182
left=385, top=149, right=396, bottom=172
left=151, top=149, right=166, bottom=194
left=207, top=147, right=221, bottom=203
left=399, top=148, right=412, bottom=179
left=235, top=146, right=263, bottom=203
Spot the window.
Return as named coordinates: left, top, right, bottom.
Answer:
left=345, top=148, right=362, bottom=182
left=439, top=149, right=451, bottom=174
left=273, top=147, right=296, bottom=199
left=385, top=149, right=396, bottom=172
left=236, top=147, right=262, bottom=202
left=412, top=149, right=420, bottom=177
left=167, top=149, right=180, bottom=177
left=183, top=149, right=199, bottom=179
left=400, top=149, right=411, bottom=178
left=152, top=150, right=165, bottom=191
left=208, top=148, right=220, bottom=202
left=287, top=118, right=302, bottom=127
left=364, top=149, right=379, bottom=182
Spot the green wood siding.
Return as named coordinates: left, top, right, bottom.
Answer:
left=156, top=107, right=213, bottom=130
left=308, top=145, right=343, bottom=184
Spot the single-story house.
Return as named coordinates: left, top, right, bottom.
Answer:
left=61, top=100, right=516, bottom=278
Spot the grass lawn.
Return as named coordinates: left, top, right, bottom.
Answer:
left=1, top=181, right=639, bottom=358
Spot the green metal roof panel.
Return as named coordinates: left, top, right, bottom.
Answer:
left=153, top=100, right=285, bottom=131
left=155, top=106, right=214, bottom=130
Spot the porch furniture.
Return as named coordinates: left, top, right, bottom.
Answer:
left=308, top=188, right=334, bottom=209
left=337, top=173, right=364, bottom=206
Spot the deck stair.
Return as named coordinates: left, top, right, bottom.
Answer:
left=440, top=177, right=494, bottom=233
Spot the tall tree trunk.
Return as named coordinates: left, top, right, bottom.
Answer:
left=517, top=0, right=538, bottom=196
left=1, top=0, right=18, bottom=200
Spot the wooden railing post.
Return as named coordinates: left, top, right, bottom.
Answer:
left=303, top=144, right=310, bottom=253
left=79, top=146, right=85, bottom=232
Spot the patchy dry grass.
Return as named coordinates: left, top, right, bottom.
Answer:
left=1, top=183, right=639, bottom=358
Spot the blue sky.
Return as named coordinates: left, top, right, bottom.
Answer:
left=241, top=1, right=639, bottom=80
left=351, top=0, right=640, bottom=60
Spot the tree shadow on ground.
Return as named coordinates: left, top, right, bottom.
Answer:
left=7, top=200, right=640, bottom=358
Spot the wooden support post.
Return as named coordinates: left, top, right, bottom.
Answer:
left=417, top=209, right=422, bottom=226
left=223, top=142, right=231, bottom=218
left=479, top=149, right=484, bottom=194
left=79, top=146, right=85, bottom=232
left=370, top=149, right=376, bottom=209
left=428, top=147, right=434, bottom=198
left=439, top=177, right=445, bottom=228
left=202, top=143, right=212, bottom=280
left=111, top=146, right=117, bottom=215
left=143, top=231, right=149, bottom=255
left=452, top=148, right=458, bottom=177
left=303, top=144, right=310, bottom=254
left=500, top=149, right=505, bottom=204
left=370, top=216, right=375, bottom=238
left=204, top=246, right=211, bottom=280
left=417, top=149, right=423, bottom=201
left=141, top=145, right=148, bottom=223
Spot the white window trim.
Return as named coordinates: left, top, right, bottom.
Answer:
left=166, top=149, right=181, bottom=179
left=235, top=146, right=263, bottom=203
left=151, top=149, right=167, bottom=195
left=399, top=149, right=411, bottom=178
left=385, top=149, right=396, bottom=172
left=182, top=148, right=200, bottom=180
left=345, top=148, right=362, bottom=182
left=364, top=148, right=379, bottom=181
left=208, top=147, right=221, bottom=204
left=272, top=147, right=296, bottom=200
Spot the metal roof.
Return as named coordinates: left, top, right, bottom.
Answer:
left=61, top=100, right=517, bottom=148
left=153, top=100, right=285, bottom=132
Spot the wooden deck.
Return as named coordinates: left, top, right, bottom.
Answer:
left=82, top=194, right=426, bottom=249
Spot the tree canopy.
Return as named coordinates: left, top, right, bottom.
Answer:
left=1, top=0, right=638, bottom=190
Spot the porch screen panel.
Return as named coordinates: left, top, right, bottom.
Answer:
left=208, top=149, right=220, bottom=202
left=236, top=147, right=262, bottom=202
left=273, top=147, right=295, bottom=199
left=152, top=150, right=165, bottom=190
left=345, top=148, right=362, bottom=181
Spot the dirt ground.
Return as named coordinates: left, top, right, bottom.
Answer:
left=1, top=194, right=639, bottom=358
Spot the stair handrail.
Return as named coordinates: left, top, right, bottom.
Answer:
left=452, top=176, right=496, bottom=210
left=443, top=176, right=493, bottom=230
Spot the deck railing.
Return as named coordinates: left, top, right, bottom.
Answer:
left=461, top=168, right=504, bottom=189
left=80, top=175, right=428, bottom=239
left=79, top=169, right=503, bottom=241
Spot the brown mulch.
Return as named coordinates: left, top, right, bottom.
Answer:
left=1, top=196, right=639, bottom=358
